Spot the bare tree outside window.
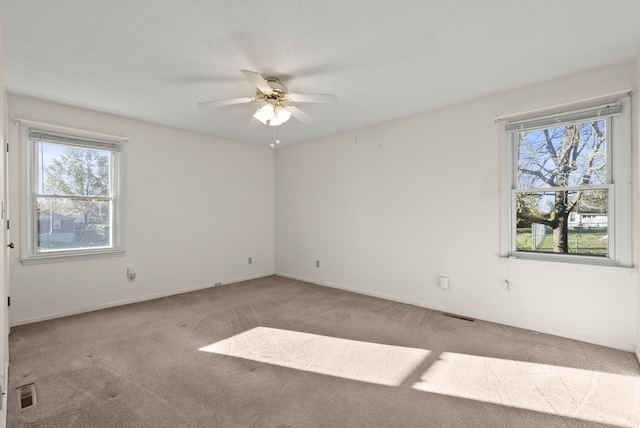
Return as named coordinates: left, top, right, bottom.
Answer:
left=515, top=120, right=608, bottom=256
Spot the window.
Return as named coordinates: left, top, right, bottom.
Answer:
left=19, top=126, right=125, bottom=264
left=499, top=96, right=631, bottom=268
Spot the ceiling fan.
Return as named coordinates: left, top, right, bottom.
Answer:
left=198, top=70, right=338, bottom=127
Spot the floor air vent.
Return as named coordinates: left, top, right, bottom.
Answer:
left=442, top=313, right=475, bottom=322
left=17, top=384, right=36, bottom=410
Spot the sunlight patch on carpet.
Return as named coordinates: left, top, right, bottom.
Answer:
left=412, top=352, right=640, bottom=427
left=199, top=326, right=430, bottom=386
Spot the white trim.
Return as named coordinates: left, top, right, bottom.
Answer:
left=498, top=122, right=512, bottom=257
left=611, top=97, right=632, bottom=267
left=10, top=272, right=275, bottom=326
left=19, top=126, right=34, bottom=261
left=13, top=117, right=128, bottom=142
left=0, top=360, right=7, bottom=428
left=275, top=272, right=636, bottom=352
left=515, top=184, right=610, bottom=194
left=635, top=348, right=640, bottom=366
left=498, top=256, right=634, bottom=274
left=113, top=139, right=126, bottom=254
left=505, top=102, right=621, bottom=133
left=28, top=129, right=121, bottom=151
left=493, top=90, right=632, bottom=122
left=20, top=249, right=126, bottom=266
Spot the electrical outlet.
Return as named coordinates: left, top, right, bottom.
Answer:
left=316, top=260, right=320, bottom=268
left=439, top=276, right=449, bottom=290
left=248, top=257, right=252, bottom=264
left=127, top=266, right=136, bottom=282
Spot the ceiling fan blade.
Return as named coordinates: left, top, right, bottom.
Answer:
left=198, top=97, right=254, bottom=108
left=288, top=93, right=338, bottom=104
left=241, top=70, right=273, bottom=95
left=287, top=105, right=319, bottom=126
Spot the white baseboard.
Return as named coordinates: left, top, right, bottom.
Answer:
left=10, top=272, right=274, bottom=327
left=276, top=272, right=636, bottom=353
left=1, top=359, right=7, bottom=428
left=635, top=348, right=640, bottom=366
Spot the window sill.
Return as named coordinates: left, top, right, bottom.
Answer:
left=20, top=250, right=126, bottom=266
left=499, top=255, right=634, bottom=275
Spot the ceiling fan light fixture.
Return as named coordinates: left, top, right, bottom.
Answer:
left=254, top=103, right=275, bottom=124
left=269, top=116, right=284, bottom=126
left=274, top=105, right=292, bottom=123
left=264, top=104, right=291, bottom=126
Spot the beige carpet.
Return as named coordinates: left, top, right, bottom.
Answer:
left=7, top=275, right=640, bottom=427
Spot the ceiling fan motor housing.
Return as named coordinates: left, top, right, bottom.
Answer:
left=260, top=77, right=289, bottom=103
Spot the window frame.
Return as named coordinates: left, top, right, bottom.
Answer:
left=499, top=96, right=631, bottom=269
left=19, top=125, right=126, bottom=265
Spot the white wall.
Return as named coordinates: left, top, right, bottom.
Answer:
left=7, top=95, right=275, bottom=324
left=275, top=61, right=638, bottom=352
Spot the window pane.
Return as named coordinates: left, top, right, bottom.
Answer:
left=37, top=197, right=112, bottom=252
left=38, top=142, right=111, bottom=196
left=517, top=120, right=606, bottom=189
left=516, top=189, right=608, bottom=257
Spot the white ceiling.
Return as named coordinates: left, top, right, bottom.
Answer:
left=2, top=1, right=639, bottom=148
